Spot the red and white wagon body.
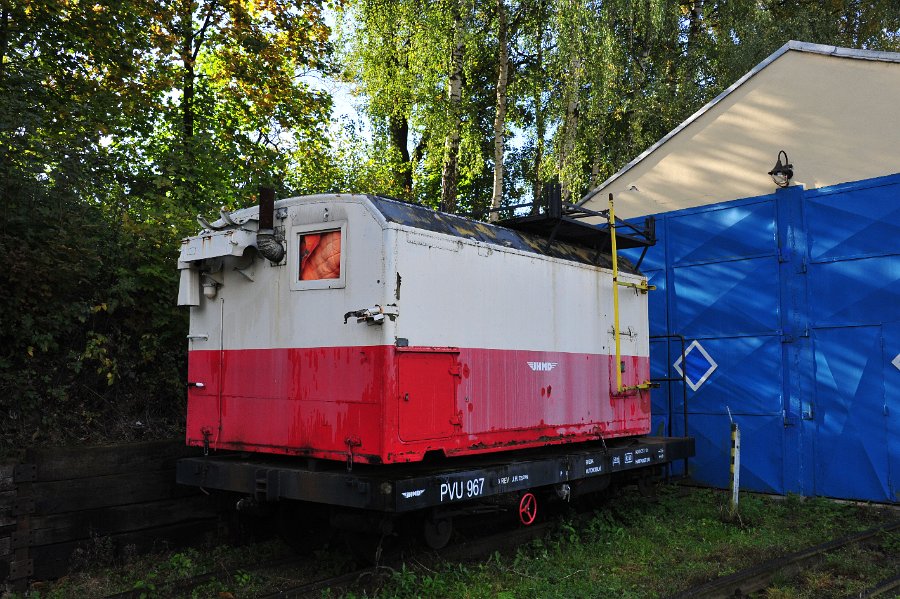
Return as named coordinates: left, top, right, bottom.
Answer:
left=177, top=194, right=651, bottom=464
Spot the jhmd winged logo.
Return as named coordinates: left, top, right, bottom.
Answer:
left=527, top=361, right=558, bottom=372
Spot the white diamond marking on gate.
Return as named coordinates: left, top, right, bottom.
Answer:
left=892, top=353, right=900, bottom=373
left=673, top=340, right=718, bottom=392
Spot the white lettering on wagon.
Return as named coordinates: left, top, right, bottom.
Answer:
left=527, top=362, right=558, bottom=372
left=497, top=473, right=528, bottom=485
left=634, top=448, right=651, bottom=465
left=401, top=489, right=426, bottom=499
left=439, top=477, right=485, bottom=502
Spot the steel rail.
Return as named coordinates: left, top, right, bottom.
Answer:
left=848, top=572, right=900, bottom=598
left=667, top=519, right=900, bottom=599
left=257, top=520, right=558, bottom=598
left=102, top=554, right=305, bottom=599
left=99, top=514, right=558, bottom=599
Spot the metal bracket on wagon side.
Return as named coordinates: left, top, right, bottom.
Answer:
left=343, top=304, right=399, bottom=325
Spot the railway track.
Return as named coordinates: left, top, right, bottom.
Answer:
left=667, top=519, right=900, bottom=599
left=255, top=519, right=558, bottom=598
left=851, top=572, right=900, bottom=599
left=102, top=513, right=558, bottom=599
left=102, top=504, right=897, bottom=598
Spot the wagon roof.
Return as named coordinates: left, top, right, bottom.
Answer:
left=211, top=193, right=640, bottom=273
left=367, top=195, right=639, bottom=273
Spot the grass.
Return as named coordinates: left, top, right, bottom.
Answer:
left=9, top=485, right=897, bottom=599
left=342, top=487, right=897, bottom=599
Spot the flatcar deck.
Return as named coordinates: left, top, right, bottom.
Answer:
left=176, top=436, right=694, bottom=512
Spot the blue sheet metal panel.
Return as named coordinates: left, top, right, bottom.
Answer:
left=807, top=256, right=900, bottom=327
left=812, top=325, right=890, bottom=502
left=680, top=336, right=783, bottom=416
left=651, top=415, right=669, bottom=437
left=884, top=322, right=900, bottom=502
left=775, top=185, right=810, bottom=496
left=634, top=174, right=900, bottom=501
left=661, top=339, right=688, bottom=419
left=668, top=200, right=777, bottom=265
left=806, top=174, right=900, bottom=263
left=649, top=338, right=671, bottom=419
left=621, top=216, right=667, bottom=272
left=686, top=413, right=784, bottom=493
left=646, top=269, right=668, bottom=336
left=671, top=257, right=781, bottom=337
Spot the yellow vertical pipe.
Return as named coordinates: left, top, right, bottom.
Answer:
left=609, top=193, right=622, bottom=394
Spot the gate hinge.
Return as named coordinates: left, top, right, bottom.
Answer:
left=9, top=559, right=34, bottom=580
left=11, top=530, right=34, bottom=549
left=13, top=464, right=36, bottom=483
left=12, top=497, right=35, bottom=516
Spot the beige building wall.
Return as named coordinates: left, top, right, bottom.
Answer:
left=582, top=47, right=900, bottom=219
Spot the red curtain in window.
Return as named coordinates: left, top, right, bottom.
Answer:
left=299, top=231, right=341, bottom=280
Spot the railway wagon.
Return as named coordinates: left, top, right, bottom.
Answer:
left=176, top=191, right=654, bottom=466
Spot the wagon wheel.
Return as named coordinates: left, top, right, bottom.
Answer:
left=423, top=516, right=453, bottom=549
left=518, top=492, right=538, bottom=526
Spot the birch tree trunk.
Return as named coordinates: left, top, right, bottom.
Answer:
left=590, top=140, right=603, bottom=187
left=0, top=8, right=8, bottom=85
left=489, top=0, right=509, bottom=222
left=180, top=0, right=196, bottom=198
left=531, top=39, right=544, bottom=214
left=440, top=0, right=465, bottom=214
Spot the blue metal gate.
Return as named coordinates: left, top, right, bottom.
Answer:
left=624, top=173, right=900, bottom=502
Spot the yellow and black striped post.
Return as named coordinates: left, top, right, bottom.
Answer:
left=729, top=421, right=741, bottom=516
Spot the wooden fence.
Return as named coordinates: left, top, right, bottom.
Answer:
left=1, top=440, right=220, bottom=590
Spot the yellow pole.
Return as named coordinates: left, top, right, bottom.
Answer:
left=609, top=193, right=622, bottom=394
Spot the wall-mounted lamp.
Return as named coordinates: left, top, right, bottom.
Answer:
left=201, top=275, right=219, bottom=300
left=768, top=150, right=793, bottom=188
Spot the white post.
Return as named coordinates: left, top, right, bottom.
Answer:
left=730, top=421, right=741, bottom=516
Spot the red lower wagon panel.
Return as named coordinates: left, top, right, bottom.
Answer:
left=186, top=345, right=650, bottom=464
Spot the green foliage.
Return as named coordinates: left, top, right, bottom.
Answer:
left=341, top=0, right=900, bottom=212
left=0, top=0, right=337, bottom=450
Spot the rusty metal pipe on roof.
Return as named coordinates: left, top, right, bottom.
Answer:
left=256, top=186, right=285, bottom=263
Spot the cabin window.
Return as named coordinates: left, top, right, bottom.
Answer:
left=290, top=221, right=347, bottom=291
left=299, top=230, right=341, bottom=280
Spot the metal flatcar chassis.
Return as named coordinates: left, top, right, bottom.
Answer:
left=177, top=436, right=694, bottom=514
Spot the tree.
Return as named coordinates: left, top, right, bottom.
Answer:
left=0, top=0, right=337, bottom=449
left=440, top=0, right=467, bottom=213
